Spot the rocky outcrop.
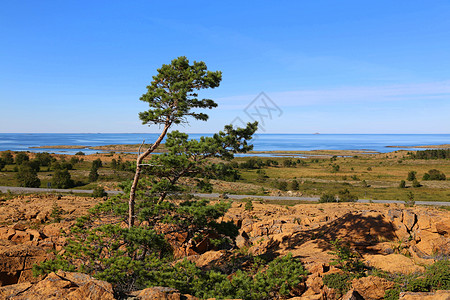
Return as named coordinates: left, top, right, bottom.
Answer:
left=0, top=271, right=115, bottom=299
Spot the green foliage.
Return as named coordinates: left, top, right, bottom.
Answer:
left=75, top=151, right=85, bottom=155
left=423, top=259, right=450, bottom=290
left=244, top=199, right=254, bottom=211
left=319, top=192, right=337, bottom=203
left=290, top=179, right=299, bottom=190
left=405, top=191, right=415, bottom=207
left=51, top=169, right=74, bottom=188
left=139, top=56, right=222, bottom=126
left=331, top=163, right=340, bottom=173
left=1, top=151, right=14, bottom=164
left=422, top=169, right=446, bottom=181
left=0, top=158, right=5, bottom=171
left=196, top=179, right=213, bottom=193
left=399, top=180, right=406, bottom=188
left=92, top=158, right=102, bottom=169
left=384, top=287, right=400, bottom=300
left=337, top=189, right=358, bottom=202
left=255, top=169, right=268, bottom=182
left=88, top=166, right=99, bottom=182
left=408, top=149, right=450, bottom=159
left=16, top=163, right=40, bottom=187
left=34, top=152, right=54, bottom=166
left=92, top=186, right=107, bottom=198
left=276, top=180, right=288, bottom=191
left=407, top=171, right=417, bottom=181
left=383, top=260, right=450, bottom=299
left=412, top=179, right=421, bottom=187
left=15, top=152, right=29, bottom=165
left=50, top=201, right=64, bottom=223
left=328, top=239, right=365, bottom=274
left=323, top=273, right=352, bottom=296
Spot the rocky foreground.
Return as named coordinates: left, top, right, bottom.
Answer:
left=0, top=194, right=449, bottom=299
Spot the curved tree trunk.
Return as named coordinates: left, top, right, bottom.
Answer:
left=128, top=123, right=170, bottom=228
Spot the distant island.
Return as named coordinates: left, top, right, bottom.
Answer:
left=387, top=144, right=450, bottom=149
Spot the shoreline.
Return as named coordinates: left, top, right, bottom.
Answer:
left=386, top=144, right=450, bottom=149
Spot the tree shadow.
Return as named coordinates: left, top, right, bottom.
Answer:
left=285, top=212, right=398, bottom=254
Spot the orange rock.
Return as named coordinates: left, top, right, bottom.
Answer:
left=399, top=290, right=450, bottom=299
left=351, top=275, right=394, bottom=300
left=364, top=254, right=424, bottom=274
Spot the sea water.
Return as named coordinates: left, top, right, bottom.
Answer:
left=0, top=133, right=449, bottom=155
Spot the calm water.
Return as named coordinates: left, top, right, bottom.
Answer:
left=0, top=133, right=449, bottom=155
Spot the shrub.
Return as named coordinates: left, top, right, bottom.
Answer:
left=337, top=189, right=358, bottom=202
left=1, top=151, right=14, bottom=164
left=52, top=169, right=74, bottom=189
left=15, top=152, right=29, bottom=165
left=16, top=164, right=40, bottom=187
left=0, top=158, right=5, bottom=171
left=35, top=152, right=54, bottom=166
left=399, top=180, right=406, bottom=188
left=92, top=186, right=107, bottom=198
left=244, top=199, right=253, bottom=211
left=92, top=158, right=103, bottom=169
left=323, top=273, right=352, bottom=296
left=290, top=179, right=299, bottom=191
left=275, top=181, right=288, bottom=191
left=407, top=171, right=417, bottom=181
left=423, top=169, right=446, bottom=181
left=50, top=201, right=64, bottom=223
left=319, top=193, right=337, bottom=203
left=75, top=151, right=85, bottom=155
left=196, top=179, right=213, bottom=193
left=412, top=179, right=421, bottom=187
left=405, top=191, right=415, bottom=207
left=88, top=167, right=99, bottom=182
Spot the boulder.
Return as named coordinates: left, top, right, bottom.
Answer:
left=351, top=275, right=394, bottom=300
left=399, top=290, right=450, bottom=299
left=131, top=286, right=199, bottom=300
left=364, top=254, right=424, bottom=274
left=0, top=271, right=115, bottom=300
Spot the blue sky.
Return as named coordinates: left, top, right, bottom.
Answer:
left=1, top=1, right=449, bottom=133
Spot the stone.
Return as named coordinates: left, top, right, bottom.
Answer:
left=364, top=254, right=424, bottom=274
left=399, top=290, right=450, bottom=300
left=402, top=210, right=417, bottom=232
left=351, top=275, right=394, bottom=300
left=342, top=289, right=365, bottom=300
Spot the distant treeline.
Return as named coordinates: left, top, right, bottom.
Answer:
left=408, top=149, right=450, bottom=159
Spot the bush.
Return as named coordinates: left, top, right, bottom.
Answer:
left=405, top=191, right=415, bottom=207
left=244, top=199, right=253, bottom=211
left=323, top=273, right=352, bottom=296
left=92, top=186, right=107, bottom=198
left=1, top=151, right=14, bottom=164
left=0, top=158, right=5, bottom=171
left=319, top=193, right=337, bottom=203
left=412, top=179, right=421, bottom=187
left=16, top=164, right=40, bottom=187
left=423, top=169, right=446, bottom=181
left=35, top=152, right=54, bottom=166
left=52, top=169, right=74, bottom=189
left=75, top=151, right=85, bottom=155
left=407, top=171, right=417, bottom=181
left=15, top=152, right=29, bottom=165
left=92, top=158, right=103, bottom=169
left=290, top=179, right=299, bottom=191
left=196, top=179, right=213, bottom=193
left=399, top=180, right=406, bottom=188
left=88, top=167, right=99, bottom=182
left=50, top=201, right=64, bottom=223
left=277, top=181, right=288, bottom=191
left=337, top=189, right=358, bottom=202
